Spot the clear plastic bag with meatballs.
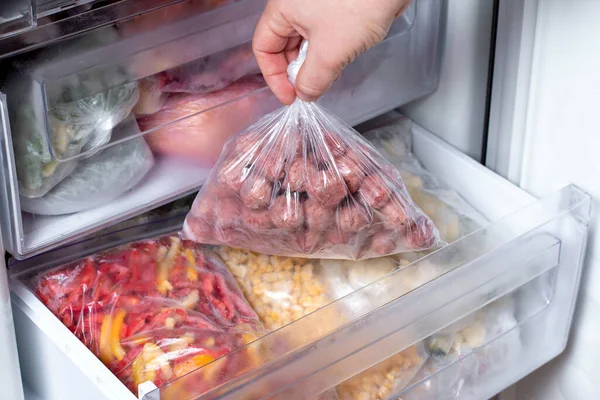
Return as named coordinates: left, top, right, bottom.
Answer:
left=183, top=41, right=443, bottom=260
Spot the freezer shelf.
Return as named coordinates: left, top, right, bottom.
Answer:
left=0, top=0, right=442, bottom=258
left=8, top=124, right=591, bottom=400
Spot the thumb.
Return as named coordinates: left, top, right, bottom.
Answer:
left=294, top=36, right=350, bottom=102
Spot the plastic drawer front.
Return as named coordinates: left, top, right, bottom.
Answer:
left=0, top=0, right=442, bottom=258
left=0, top=0, right=35, bottom=40
left=8, top=126, right=590, bottom=400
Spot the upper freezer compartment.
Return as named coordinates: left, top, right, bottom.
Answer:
left=0, top=0, right=442, bottom=258
left=3, top=0, right=269, bottom=166
left=0, top=0, right=35, bottom=40
left=0, top=1, right=237, bottom=58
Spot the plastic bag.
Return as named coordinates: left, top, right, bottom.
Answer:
left=362, top=113, right=487, bottom=243
left=183, top=41, right=442, bottom=259
left=138, top=75, right=273, bottom=166
left=134, top=74, right=169, bottom=116
left=400, top=297, right=520, bottom=400
left=6, top=28, right=140, bottom=198
left=217, top=246, right=334, bottom=331
left=161, top=42, right=261, bottom=94
left=31, top=234, right=264, bottom=396
left=20, top=118, right=154, bottom=215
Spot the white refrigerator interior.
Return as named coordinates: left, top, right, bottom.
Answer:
left=489, top=1, right=600, bottom=399
left=0, top=233, right=24, bottom=400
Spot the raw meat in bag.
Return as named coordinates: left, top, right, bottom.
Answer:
left=183, top=41, right=443, bottom=259
left=31, top=234, right=265, bottom=396
left=20, top=117, right=154, bottom=215
left=138, top=75, right=273, bottom=166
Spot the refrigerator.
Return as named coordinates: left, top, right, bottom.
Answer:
left=0, top=0, right=596, bottom=399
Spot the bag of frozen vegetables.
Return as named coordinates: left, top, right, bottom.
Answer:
left=5, top=27, right=139, bottom=198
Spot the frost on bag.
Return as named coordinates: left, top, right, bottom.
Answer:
left=31, top=234, right=264, bottom=396
left=6, top=28, right=140, bottom=198
left=20, top=133, right=154, bottom=215
left=161, top=42, right=261, bottom=95
left=184, top=42, right=442, bottom=260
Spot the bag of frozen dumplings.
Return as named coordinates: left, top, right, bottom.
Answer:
left=183, top=41, right=443, bottom=260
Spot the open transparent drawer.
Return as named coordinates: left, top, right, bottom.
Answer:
left=0, top=0, right=441, bottom=258
left=8, top=125, right=591, bottom=400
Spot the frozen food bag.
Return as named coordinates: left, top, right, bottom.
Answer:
left=133, top=74, right=169, bottom=116
left=138, top=75, right=274, bottom=166
left=20, top=123, right=154, bottom=215
left=6, top=27, right=140, bottom=197
left=337, top=344, right=429, bottom=400
left=183, top=41, right=443, bottom=260
left=161, top=42, right=261, bottom=94
left=400, top=297, right=520, bottom=400
left=31, top=234, right=264, bottom=396
left=362, top=114, right=487, bottom=243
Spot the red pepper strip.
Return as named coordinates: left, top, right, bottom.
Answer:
left=212, top=273, right=241, bottom=321
left=57, top=259, right=97, bottom=316
left=182, top=314, right=220, bottom=331
left=148, top=308, right=187, bottom=330
left=98, top=261, right=130, bottom=283
left=129, top=248, right=141, bottom=282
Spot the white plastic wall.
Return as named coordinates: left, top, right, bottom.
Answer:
left=502, top=1, right=600, bottom=399
left=401, top=0, right=494, bottom=162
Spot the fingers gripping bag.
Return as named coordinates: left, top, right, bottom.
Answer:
left=183, top=41, right=443, bottom=260
left=30, top=234, right=267, bottom=397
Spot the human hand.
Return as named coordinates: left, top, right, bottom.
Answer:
left=253, top=0, right=411, bottom=104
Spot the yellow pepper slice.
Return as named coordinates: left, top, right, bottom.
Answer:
left=110, top=310, right=127, bottom=361
left=99, top=314, right=113, bottom=364
left=132, top=343, right=174, bottom=387
left=173, top=354, right=216, bottom=378
left=157, top=238, right=181, bottom=295
left=184, top=249, right=199, bottom=282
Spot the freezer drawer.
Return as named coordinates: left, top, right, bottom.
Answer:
left=8, top=124, right=590, bottom=400
left=0, top=0, right=442, bottom=258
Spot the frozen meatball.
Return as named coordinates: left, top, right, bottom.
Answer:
left=234, top=131, right=263, bottom=154
left=284, top=157, right=306, bottom=193
left=307, top=167, right=347, bottom=207
left=324, top=133, right=347, bottom=157
left=335, top=155, right=363, bottom=194
left=218, top=158, right=249, bottom=195
left=380, top=200, right=409, bottom=230
left=270, top=193, right=304, bottom=230
left=241, top=177, right=273, bottom=210
left=368, top=230, right=399, bottom=256
left=304, top=198, right=335, bottom=231
left=297, top=229, right=323, bottom=254
left=359, top=175, right=391, bottom=209
left=262, top=155, right=286, bottom=182
left=242, top=207, right=273, bottom=230
left=405, top=216, right=436, bottom=249
left=215, top=197, right=243, bottom=229
left=338, top=202, right=371, bottom=233
left=325, top=228, right=356, bottom=247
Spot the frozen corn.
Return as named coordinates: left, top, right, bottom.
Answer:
left=217, top=247, right=332, bottom=330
